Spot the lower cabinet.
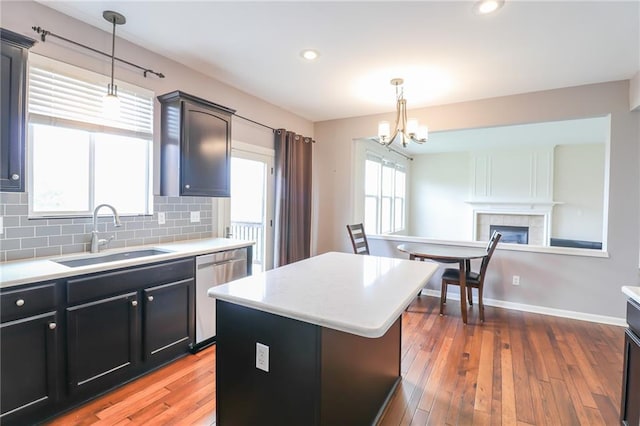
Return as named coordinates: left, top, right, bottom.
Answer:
left=66, top=292, right=139, bottom=394
left=0, top=257, right=196, bottom=425
left=143, top=278, right=195, bottom=364
left=621, top=328, right=640, bottom=425
left=0, top=312, right=59, bottom=424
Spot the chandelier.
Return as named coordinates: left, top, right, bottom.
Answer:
left=375, top=78, right=428, bottom=148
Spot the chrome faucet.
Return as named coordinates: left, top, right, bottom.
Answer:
left=90, top=204, right=122, bottom=253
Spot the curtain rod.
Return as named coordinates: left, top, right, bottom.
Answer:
left=234, top=113, right=276, bottom=131
left=32, top=26, right=165, bottom=79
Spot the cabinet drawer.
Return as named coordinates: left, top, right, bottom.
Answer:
left=67, top=258, right=194, bottom=305
left=628, top=298, right=640, bottom=336
left=1, top=283, right=57, bottom=323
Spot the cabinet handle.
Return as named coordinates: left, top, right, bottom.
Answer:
left=185, top=184, right=191, bottom=189
left=11, top=174, right=20, bottom=181
left=15, top=299, right=25, bottom=307
left=131, top=300, right=138, bottom=307
left=148, top=296, right=154, bottom=302
left=49, top=323, right=57, bottom=330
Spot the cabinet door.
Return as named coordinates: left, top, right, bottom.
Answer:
left=181, top=101, right=231, bottom=197
left=0, top=312, right=58, bottom=422
left=0, top=39, right=28, bottom=191
left=66, top=292, right=138, bottom=394
left=143, top=278, right=195, bottom=364
left=621, top=329, right=640, bottom=425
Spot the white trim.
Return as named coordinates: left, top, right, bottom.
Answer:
left=419, top=290, right=626, bottom=327
left=370, top=233, right=610, bottom=258
left=232, top=140, right=274, bottom=157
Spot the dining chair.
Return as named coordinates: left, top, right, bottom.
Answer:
left=346, top=223, right=370, bottom=255
left=440, top=231, right=502, bottom=322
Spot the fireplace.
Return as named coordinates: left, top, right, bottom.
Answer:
left=490, top=225, right=529, bottom=244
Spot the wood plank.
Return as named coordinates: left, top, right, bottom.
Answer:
left=46, top=296, right=623, bottom=426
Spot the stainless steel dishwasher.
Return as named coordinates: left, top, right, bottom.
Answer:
left=194, top=248, right=248, bottom=351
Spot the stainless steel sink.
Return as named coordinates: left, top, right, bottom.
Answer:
left=54, top=249, right=173, bottom=268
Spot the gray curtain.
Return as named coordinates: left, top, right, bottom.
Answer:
left=274, top=129, right=313, bottom=267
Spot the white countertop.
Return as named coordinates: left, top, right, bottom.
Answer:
left=622, top=286, right=640, bottom=305
left=208, top=251, right=439, bottom=338
left=0, top=238, right=253, bottom=288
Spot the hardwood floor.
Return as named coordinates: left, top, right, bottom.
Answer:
left=48, top=296, right=624, bottom=425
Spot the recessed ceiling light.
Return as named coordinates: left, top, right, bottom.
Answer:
left=301, top=49, right=319, bottom=61
left=473, top=0, right=505, bottom=15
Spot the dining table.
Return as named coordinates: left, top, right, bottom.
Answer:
left=396, top=243, right=489, bottom=324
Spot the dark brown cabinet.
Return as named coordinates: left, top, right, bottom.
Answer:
left=66, top=292, right=139, bottom=395
left=621, top=298, right=640, bottom=425
left=0, top=29, right=35, bottom=192
left=0, top=283, right=59, bottom=425
left=158, top=91, right=235, bottom=197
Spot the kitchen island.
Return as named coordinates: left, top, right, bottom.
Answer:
left=208, top=251, right=438, bottom=425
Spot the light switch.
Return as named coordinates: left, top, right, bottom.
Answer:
left=158, top=212, right=166, bottom=225
left=190, top=211, right=200, bottom=223
left=0, top=217, right=3, bottom=234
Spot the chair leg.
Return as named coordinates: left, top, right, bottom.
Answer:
left=478, top=285, right=484, bottom=323
left=467, top=286, right=473, bottom=306
left=440, top=281, right=447, bottom=316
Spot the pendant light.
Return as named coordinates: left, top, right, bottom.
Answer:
left=102, top=10, right=125, bottom=119
left=374, top=78, right=428, bottom=148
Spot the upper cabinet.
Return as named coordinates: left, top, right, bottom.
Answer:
left=158, top=91, right=235, bottom=197
left=1, top=29, right=35, bottom=192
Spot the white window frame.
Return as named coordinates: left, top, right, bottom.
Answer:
left=349, top=138, right=411, bottom=235
left=364, top=153, right=407, bottom=235
left=26, top=54, right=154, bottom=218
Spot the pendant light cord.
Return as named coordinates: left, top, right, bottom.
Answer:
left=110, top=17, right=116, bottom=92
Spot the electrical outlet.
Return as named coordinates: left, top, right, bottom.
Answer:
left=0, top=216, right=3, bottom=235
left=512, top=275, right=520, bottom=286
left=158, top=212, right=166, bottom=225
left=190, top=211, right=200, bottom=223
left=256, top=342, right=269, bottom=372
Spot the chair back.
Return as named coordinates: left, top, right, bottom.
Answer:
left=479, top=231, right=502, bottom=277
left=346, top=223, right=370, bottom=255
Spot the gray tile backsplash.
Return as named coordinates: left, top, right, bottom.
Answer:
left=0, top=193, right=215, bottom=262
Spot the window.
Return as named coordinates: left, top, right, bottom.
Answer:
left=364, top=153, right=406, bottom=235
left=27, top=54, right=154, bottom=217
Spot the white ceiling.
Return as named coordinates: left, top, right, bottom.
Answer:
left=37, top=1, right=640, bottom=122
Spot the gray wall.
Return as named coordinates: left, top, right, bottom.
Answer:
left=314, top=81, right=640, bottom=320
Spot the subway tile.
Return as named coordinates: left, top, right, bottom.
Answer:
left=115, top=230, right=135, bottom=240
left=0, top=252, right=5, bottom=262
left=0, top=193, right=22, bottom=204
left=49, top=235, right=73, bottom=245
left=143, top=221, right=159, bottom=230
left=126, top=221, right=144, bottom=231
left=125, top=238, right=144, bottom=247
left=7, top=248, right=35, bottom=261
left=143, top=237, right=160, bottom=245
left=109, top=240, right=126, bottom=249
left=73, top=234, right=91, bottom=244
left=61, top=244, right=85, bottom=255
left=36, top=226, right=61, bottom=237
left=168, top=197, right=181, bottom=204
left=0, top=239, right=21, bottom=250
left=155, top=196, right=168, bottom=204
left=5, top=204, right=28, bottom=216
left=180, top=226, right=195, bottom=234
left=156, top=204, right=174, bottom=212
left=6, top=227, right=34, bottom=238
left=21, top=237, right=49, bottom=249
left=36, top=246, right=61, bottom=258
left=2, top=216, right=20, bottom=227
left=135, top=229, right=152, bottom=238
left=46, top=218, right=74, bottom=225
left=61, top=224, right=86, bottom=235
left=158, top=235, right=174, bottom=243
left=152, top=228, right=168, bottom=237
left=20, top=193, right=28, bottom=204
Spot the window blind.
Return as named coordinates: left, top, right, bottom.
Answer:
left=28, top=54, right=153, bottom=138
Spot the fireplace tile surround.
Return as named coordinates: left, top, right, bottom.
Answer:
left=476, top=213, right=546, bottom=246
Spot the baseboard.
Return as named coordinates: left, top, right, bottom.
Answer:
left=420, top=289, right=626, bottom=327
